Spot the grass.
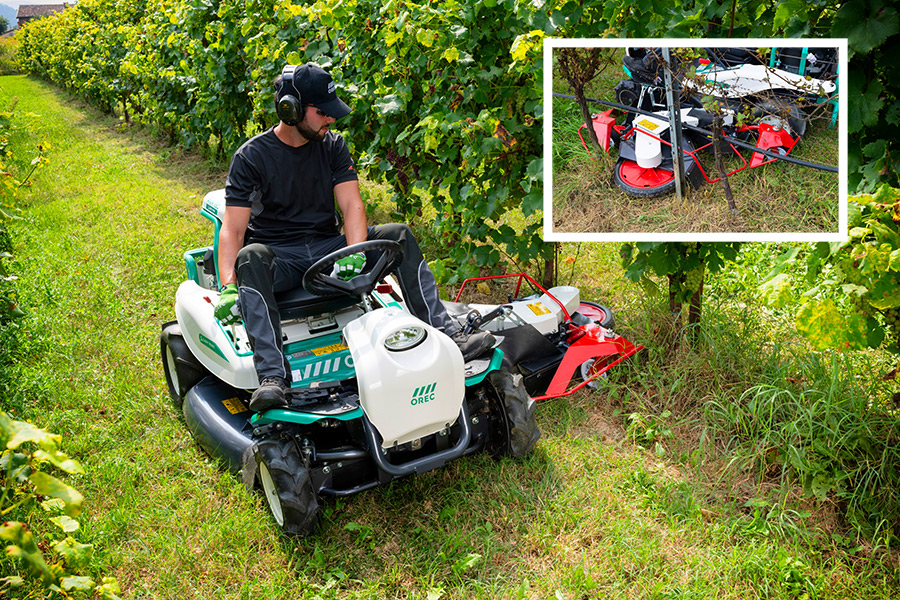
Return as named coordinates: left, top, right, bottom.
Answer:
left=1, top=73, right=898, bottom=599
left=550, top=48, right=841, bottom=235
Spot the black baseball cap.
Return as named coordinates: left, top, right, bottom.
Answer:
left=280, top=64, right=351, bottom=119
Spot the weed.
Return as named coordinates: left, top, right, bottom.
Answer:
left=626, top=410, right=674, bottom=456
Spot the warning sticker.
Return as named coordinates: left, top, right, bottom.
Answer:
left=222, top=397, right=248, bottom=415
left=636, top=119, right=660, bottom=131
left=527, top=302, right=551, bottom=316
left=310, top=342, right=348, bottom=356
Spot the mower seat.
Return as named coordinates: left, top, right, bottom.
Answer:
left=274, top=286, right=360, bottom=321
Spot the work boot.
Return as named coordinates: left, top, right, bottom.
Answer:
left=450, top=329, right=496, bottom=362
left=250, top=376, right=289, bottom=412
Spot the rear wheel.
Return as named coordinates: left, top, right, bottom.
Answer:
left=255, top=439, right=320, bottom=536
left=160, top=322, right=209, bottom=408
left=578, top=301, right=615, bottom=330
left=485, top=370, right=540, bottom=458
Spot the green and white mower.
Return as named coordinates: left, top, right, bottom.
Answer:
left=160, top=190, right=542, bottom=535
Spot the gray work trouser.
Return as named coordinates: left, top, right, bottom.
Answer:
left=234, top=224, right=455, bottom=383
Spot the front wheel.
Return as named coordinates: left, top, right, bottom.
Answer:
left=255, top=439, right=320, bottom=536
left=485, top=370, right=540, bottom=458
left=160, top=322, right=210, bottom=409
left=613, top=157, right=677, bottom=198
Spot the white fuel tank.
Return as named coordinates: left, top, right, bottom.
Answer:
left=633, top=115, right=667, bottom=168
left=506, top=285, right=580, bottom=336
left=343, top=307, right=465, bottom=448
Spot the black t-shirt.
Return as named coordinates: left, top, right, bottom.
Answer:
left=224, top=128, right=358, bottom=245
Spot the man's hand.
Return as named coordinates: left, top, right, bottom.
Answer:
left=214, top=284, right=241, bottom=324
left=331, top=252, right=366, bottom=280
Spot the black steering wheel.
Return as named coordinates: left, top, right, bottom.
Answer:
left=302, top=240, right=404, bottom=298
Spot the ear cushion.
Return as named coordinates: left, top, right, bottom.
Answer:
left=275, top=65, right=302, bottom=125
left=276, top=95, right=302, bottom=126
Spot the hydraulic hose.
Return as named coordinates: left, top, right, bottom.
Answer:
left=552, top=93, right=839, bottom=173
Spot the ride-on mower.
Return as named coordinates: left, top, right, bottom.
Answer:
left=161, top=190, right=641, bottom=535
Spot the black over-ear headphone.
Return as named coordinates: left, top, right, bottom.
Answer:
left=275, top=65, right=303, bottom=126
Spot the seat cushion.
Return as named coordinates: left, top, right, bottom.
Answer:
left=274, top=287, right=360, bottom=320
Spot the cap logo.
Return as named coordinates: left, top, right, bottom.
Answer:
left=327, top=82, right=336, bottom=94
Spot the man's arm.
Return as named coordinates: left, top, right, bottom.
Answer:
left=217, top=205, right=252, bottom=286
left=334, top=180, right=367, bottom=246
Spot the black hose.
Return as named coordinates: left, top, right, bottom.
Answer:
left=552, top=92, right=838, bottom=173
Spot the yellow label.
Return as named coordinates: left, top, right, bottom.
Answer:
left=222, top=397, right=247, bottom=415
left=527, top=302, right=551, bottom=316
left=310, top=342, right=348, bottom=356
left=636, top=119, right=660, bottom=131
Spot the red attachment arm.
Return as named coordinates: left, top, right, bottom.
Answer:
left=749, top=123, right=798, bottom=168
left=533, top=326, right=642, bottom=401
left=578, top=110, right=616, bottom=158
left=622, top=126, right=750, bottom=184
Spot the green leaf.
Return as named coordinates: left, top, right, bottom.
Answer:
left=373, top=95, right=404, bottom=115
left=759, top=273, right=794, bottom=308
left=0, top=576, right=24, bottom=588
left=33, top=448, right=85, bottom=475
left=831, top=0, right=899, bottom=54
left=867, top=274, right=900, bottom=309
left=846, top=71, right=884, bottom=133
left=809, top=473, right=833, bottom=502
left=449, top=25, right=467, bottom=39
left=639, top=275, right=659, bottom=296
left=452, top=552, right=482, bottom=574
left=885, top=100, right=900, bottom=127
left=0, top=523, right=54, bottom=584
left=28, top=471, right=84, bottom=516
left=773, top=0, right=808, bottom=32
left=441, top=47, right=460, bottom=63
left=795, top=300, right=849, bottom=350
left=53, top=536, right=94, bottom=568
left=3, top=418, right=62, bottom=450
left=415, top=28, right=434, bottom=48
left=41, top=498, right=67, bottom=512
left=50, top=515, right=80, bottom=533
left=61, top=576, right=95, bottom=592
left=98, top=577, right=123, bottom=600
left=866, top=315, right=886, bottom=347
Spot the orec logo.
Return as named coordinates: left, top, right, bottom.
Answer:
left=411, top=382, right=437, bottom=405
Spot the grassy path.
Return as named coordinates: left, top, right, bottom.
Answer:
left=1, top=74, right=894, bottom=599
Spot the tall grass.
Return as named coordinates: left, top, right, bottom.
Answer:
left=593, top=242, right=900, bottom=552
left=0, top=38, right=19, bottom=76
left=707, top=354, right=900, bottom=543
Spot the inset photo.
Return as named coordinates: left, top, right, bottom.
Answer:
left=543, top=39, right=847, bottom=241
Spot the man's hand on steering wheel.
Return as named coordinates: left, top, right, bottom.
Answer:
left=330, top=251, right=366, bottom=281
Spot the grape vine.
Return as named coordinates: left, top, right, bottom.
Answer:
left=621, top=242, right=741, bottom=332
left=12, top=0, right=899, bottom=283
left=763, top=186, right=900, bottom=353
